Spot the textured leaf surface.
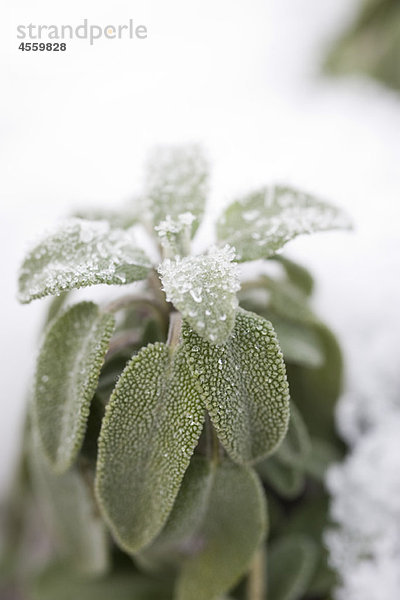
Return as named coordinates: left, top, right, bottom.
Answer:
left=159, top=246, right=240, bottom=344
left=95, top=343, right=205, bottom=553
left=34, top=302, right=115, bottom=473
left=145, top=144, right=209, bottom=235
left=267, top=535, right=317, bottom=600
left=182, top=309, right=290, bottom=464
left=31, top=564, right=172, bottom=600
left=217, top=186, right=351, bottom=261
left=138, top=457, right=213, bottom=570
left=176, top=461, right=267, bottom=600
left=18, top=218, right=151, bottom=303
left=29, top=429, right=108, bottom=576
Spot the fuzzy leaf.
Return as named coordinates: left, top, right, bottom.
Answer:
left=145, top=144, right=209, bottom=235
left=267, top=535, right=318, bottom=600
left=159, top=246, right=240, bottom=344
left=31, top=564, right=172, bottom=600
left=34, top=302, right=115, bottom=473
left=95, top=343, right=205, bottom=553
left=257, top=456, right=304, bottom=500
left=29, top=428, right=108, bottom=576
left=182, top=309, right=290, bottom=464
left=176, top=461, right=267, bottom=600
left=18, top=218, right=151, bottom=303
left=138, top=457, right=213, bottom=571
left=217, top=186, right=351, bottom=262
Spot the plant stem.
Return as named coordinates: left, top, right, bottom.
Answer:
left=167, top=311, right=182, bottom=350
left=246, top=546, right=266, bottom=600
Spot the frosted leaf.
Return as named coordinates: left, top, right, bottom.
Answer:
left=29, top=426, right=109, bottom=576
left=176, top=461, right=267, bottom=600
left=145, top=144, right=209, bottom=236
left=138, top=457, right=213, bottom=570
left=267, top=535, right=318, bottom=600
left=216, top=186, right=352, bottom=261
left=159, top=246, right=240, bottom=345
left=95, top=343, right=205, bottom=553
left=155, top=212, right=196, bottom=257
left=34, top=302, right=115, bottom=473
left=182, top=308, right=290, bottom=464
left=18, top=218, right=152, bottom=303
left=74, top=204, right=141, bottom=229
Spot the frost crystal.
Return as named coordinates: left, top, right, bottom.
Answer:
left=217, top=185, right=352, bottom=261
left=155, top=212, right=196, bottom=257
left=18, top=218, right=152, bottom=303
left=145, top=144, right=209, bottom=236
left=159, top=245, right=240, bottom=344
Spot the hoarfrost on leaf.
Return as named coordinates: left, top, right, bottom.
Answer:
left=155, top=212, right=196, bottom=257
left=18, top=218, right=152, bottom=303
left=145, top=144, right=209, bottom=236
left=95, top=342, right=205, bottom=553
left=34, top=302, right=115, bottom=473
left=182, top=308, right=290, bottom=464
left=216, top=185, right=352, bottom=262
left=159, top=245, right=240, bottom=344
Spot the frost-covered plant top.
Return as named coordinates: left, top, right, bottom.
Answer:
left=5, top=145, right=351, bottom=600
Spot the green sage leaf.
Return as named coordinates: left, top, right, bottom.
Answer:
left=145, top=144, right=209, bottom=235
left=29, top=429, right=108, bottom=576
left=18, top=218, right=151, bottom=303
left=274, top=255, right=314, bottom=296
left=257, top=457, right=304, bottom=500
left=217, top=186, right=351, bottom=262
left=267, top=535, right=318, bottom=600
left=271, top=318, right=323, bottom=368
left=95, top=343, right=205, bottom=553
left=276, top=402, right=311, bottom=469
left=159, top=246, right=240, bottom=344
left=34, top=302, right=115, bottom=473
left=182, top=309, right=290, bottom=464
left=176, top=461, right=267, bottom=600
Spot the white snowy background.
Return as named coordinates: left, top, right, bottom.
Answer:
left=1, top=1, right=400, bottom=598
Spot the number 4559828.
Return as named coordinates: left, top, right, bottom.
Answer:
left=19, top=42, right=67, bottom=51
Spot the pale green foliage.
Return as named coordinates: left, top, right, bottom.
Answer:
left=217, top=185, right=351, bottom=261
left=182, top=309, right=290, bottom=464
left=95, top=343, right=205, bottom=553
left=30, top=428, right=109, bottom=576
left=276, top=403, right=311, bottom=469
left=159, top=246, right=240, bottom=344
left=34, top=302, right=115, bottom=473
left=138, top=457, right=213, bottom=571
left=176, top=461, right=267, bottom=600
left=18, top=218, right=151, bottom=303
left=74, top=205, right=140, bottom=229
left=155, top=212, right=196, bottom=258
left=31, top=565, right=172, bottom=600
left=272, top=318, right=323, bottom=367
left=267, top=535, right=318, bottom=600
left=257, top=455, right=304, bottom=499
left=145, top=144, right=209, bottom=235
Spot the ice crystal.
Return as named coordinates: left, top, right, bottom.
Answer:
left=155, top=212, right=196, bottom=257
left=159, top=245, right=240, bottom=344
left=145, top=144, right=209, bottom=236
left=18, top=218, right=151, bottom=303
left=217, top=185, right=352, bottom=262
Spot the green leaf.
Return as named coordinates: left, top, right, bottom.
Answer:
left=257, top=456, right=304, bottom=500
left=275, top=402, right=311, bottom=469
left=267, top=535, right=318, bottom=600
left=30, top=564, right=172, bottom=600
left=34, top=302, right=115, bottom=473
left=304, top=437, right=341, bottom=481
left=273, top=256, right=314, bottom=296
left=217, top=185, right=351, bottom=262
left=29, top=428, right=109, bottom=576
left=95, top=343, right=205, bottom=553
left=145, top=144, right=209, bottom=236
left=176, top=461, right=267, bottom=600
left=182, top=309, right=290, bottom=464
left=138, top=457, right=213, bottom=571
left=271, top=318, right=323, bottom=368
left=18, top=218, right=151, bottom=303
left=159, top=246, right=240, bottom=344
left=74, top=204, right=140, bottom=229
